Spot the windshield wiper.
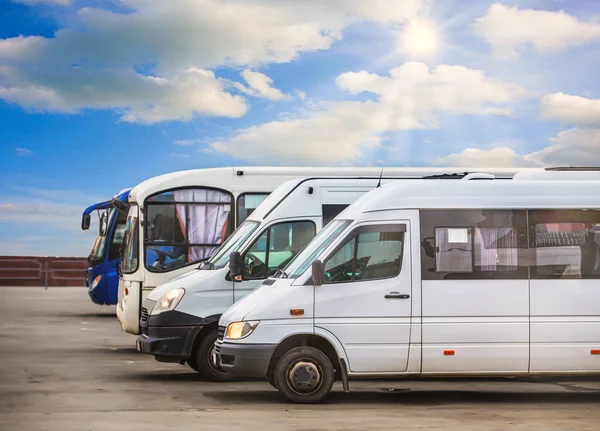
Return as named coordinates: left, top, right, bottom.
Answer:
left=197, top=261, right=215, bottom=270
left=273, top=269, right=289, bottom=279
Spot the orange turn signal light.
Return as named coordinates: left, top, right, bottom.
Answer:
left=290, top=309, right=304, bottom=316
left=444, top=350, right=455, bottom=356
left=592, top=350, right=600, bottom=355
left=124, top=287, right=129, bottom=296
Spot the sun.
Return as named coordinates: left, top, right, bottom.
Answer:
left=401, top=19, right=440, bottom=57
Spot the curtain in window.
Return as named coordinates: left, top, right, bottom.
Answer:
left=173, top=189, right=232, bottom=262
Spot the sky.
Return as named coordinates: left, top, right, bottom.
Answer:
left=0, top=0, right=599, bottom=256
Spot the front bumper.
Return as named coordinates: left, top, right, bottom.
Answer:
left=136, top=324, right=203, bottom=362
left=215, top=341, right=277, bottom=378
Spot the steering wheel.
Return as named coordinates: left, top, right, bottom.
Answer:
left=244, top=252, right=264, bottom=276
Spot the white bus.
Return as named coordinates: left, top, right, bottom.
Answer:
left=216, top=178, right=600, bottom=403
left=117, top=167, right=534, bottom=335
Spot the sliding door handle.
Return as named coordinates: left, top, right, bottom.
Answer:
left=385, top=292, right=410, bottom=299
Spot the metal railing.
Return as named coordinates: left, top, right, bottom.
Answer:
left=0, top=256, right=88, bottom=288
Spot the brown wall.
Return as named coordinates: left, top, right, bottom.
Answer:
left=0, top=256, right=88, bottom=287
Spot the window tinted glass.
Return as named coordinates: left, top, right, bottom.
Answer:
left=421, top=210, right=528, bottom=280
left=237, top=194, right=269, bottom=226
left=325, top=227, right=404, bottom=284
left=145, top=188, right=233, bottom=272
left=530, top=210, right=600, bottom=279
left=244, top=221, right=316, bottom=279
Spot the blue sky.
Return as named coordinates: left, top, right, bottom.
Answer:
left=1, top=0, right=599, bottom=256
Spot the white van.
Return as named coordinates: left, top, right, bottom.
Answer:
left=118, top=167, right=532, bottom=335
left=216, top=179, right=600, bottom=403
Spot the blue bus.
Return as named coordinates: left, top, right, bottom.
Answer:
left=82, top=188, right=131, bottom=305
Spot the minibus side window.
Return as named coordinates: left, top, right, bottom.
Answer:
left=324, top=226, right=405, bottom=284
left=420, top=210, right=529, bottom=280
left=244, top=221, right=316, bottom=279
left=237, top=193, right=269, bottom=226
left=529, top=210, right=600, bottom=279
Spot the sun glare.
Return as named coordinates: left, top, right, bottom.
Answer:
left=401, top=19, right=439, bottom=57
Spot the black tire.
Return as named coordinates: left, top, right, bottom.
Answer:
left=266, top=369, right=278, bottom=390
left=274, top=346, right=334, bottom=404
left=193, top=329, right=236, bottom=382
left=186, top=357, right=200, bottom=373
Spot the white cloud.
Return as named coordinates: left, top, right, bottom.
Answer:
left=12, top=0, right=71, bottom=5
left=541, top=93, right=600, bottom=127
left=0, top=0, right=424, bottom=122
left=437, top=128, right=600, bottom=169
left=472, top=4, right=600, bottom=59
left=526, top=128, right=600, bottom=167
left=15, top=147, right=34, bottom=156
left=211, top=62, right=530, bottom=164
left=237, top=69, right=290, bottom=101
left=436, top=146, right=537, bottom=168
left=174, top=138, right=202, bottom=146
left=296, top=90, right=307, bottom=100
left=0, top=67, right=247, bottom=124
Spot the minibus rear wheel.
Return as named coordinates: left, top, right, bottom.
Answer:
left=274, top=346, right=334, bottom=404
left=193, top=329, right=235, bottom=382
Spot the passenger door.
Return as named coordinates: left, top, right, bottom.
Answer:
left=233, top=220, right=317, bottom=303
left=314, top=222, right=412, bottom=373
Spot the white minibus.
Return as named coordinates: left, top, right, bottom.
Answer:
left=117, top=167, right=532, bottom=335
left=216, top=179, right=600, bottom=403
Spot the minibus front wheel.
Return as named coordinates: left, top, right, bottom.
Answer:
left=274, top=346, right=334, bottom=404
left=193, top=328, right=235, bottom=382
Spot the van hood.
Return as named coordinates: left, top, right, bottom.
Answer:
left=220, top=279, right=313, bottom=326
left=147, top=267, right=216, bottom=301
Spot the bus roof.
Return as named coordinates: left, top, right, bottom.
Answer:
left=127, top=166, right=544, bottom=203
left=341, top=179, right=600, bottom=218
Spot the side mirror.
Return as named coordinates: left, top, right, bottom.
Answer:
left=111, top=197, right=130, bottom=215
left=312, top=260, right=325, bottom=287
left=229, top=251, right=244, bottom=282
left=82, top=214, right=91, bottom=231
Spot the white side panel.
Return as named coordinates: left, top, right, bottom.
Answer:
left=423, top=318, right=529, bottom=343
left=530, top=345, right=600, bottom=372
left=530, top=280, right=600, bottom=316
left=530, top=279, right=600, bottom=372
left=422, top=345, right=529, bottom=373
left=422, top=280, right=529, bottom=317
left=421, top=280, right=529, bottom=374
left=119, top=281, right=141, bottom=335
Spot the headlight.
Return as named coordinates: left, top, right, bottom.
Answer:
left=91, top=275, right=102, bottom=289
left=150, top=288, right=185, bottom=316
left=225, top=321, right=259, bottom=340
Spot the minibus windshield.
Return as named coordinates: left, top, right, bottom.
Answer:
left=203, top=220, right=260, bottom=269
left=120, top=206, right=139, bottom=274
left=280, top=219, right=352, bottom=279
